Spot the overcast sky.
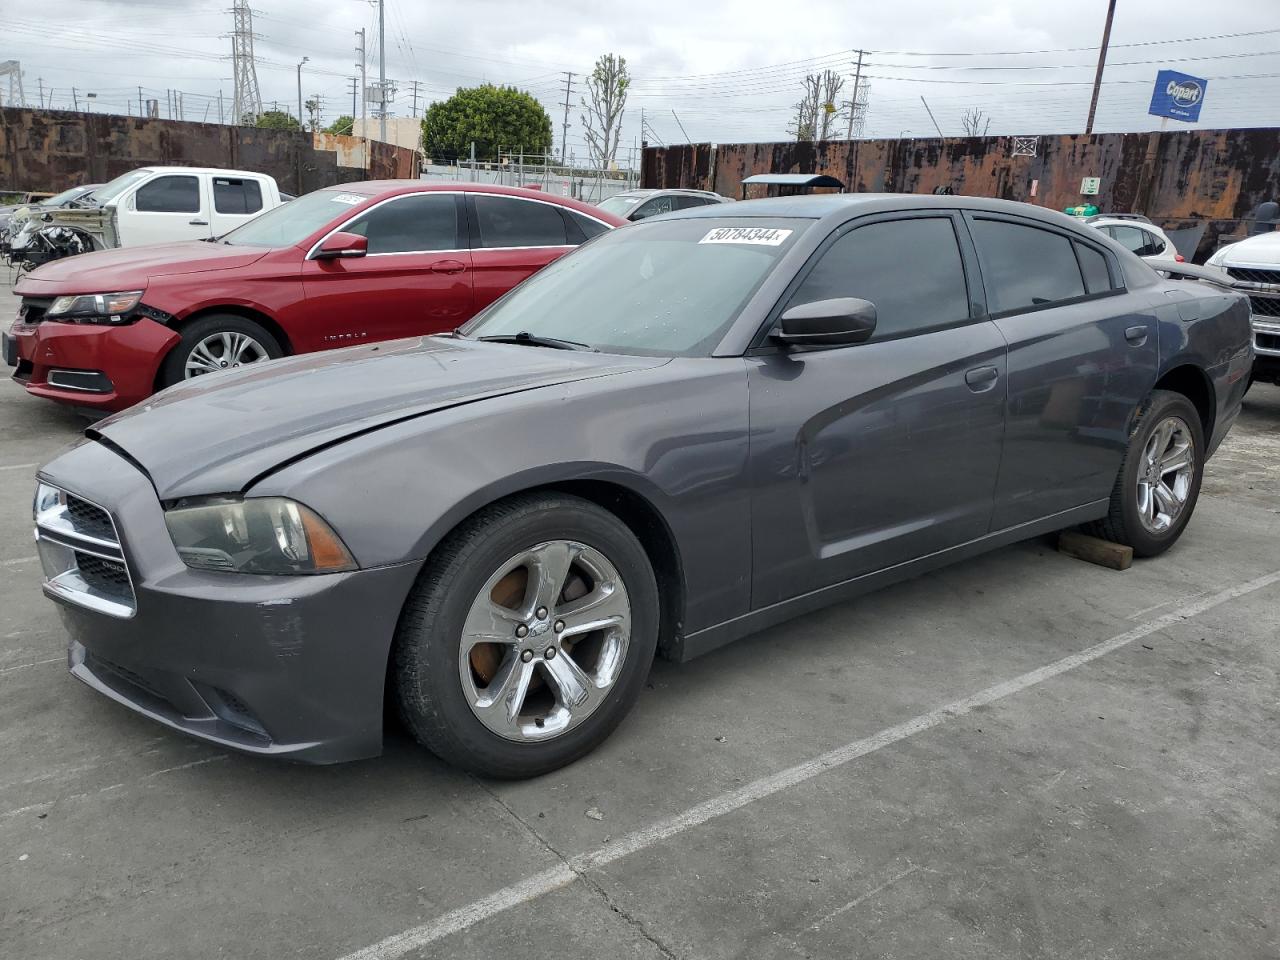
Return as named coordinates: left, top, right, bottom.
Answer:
left=7, top=0, right=1280, bottom=163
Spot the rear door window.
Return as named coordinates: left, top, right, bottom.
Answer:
left=473, top=195, right=568, bottom=248
left=134, top=175, right=200, bottom=213
left=1109, top=225, right=1163, bottom=258
left=213, top=178, right=263, bottom=215
left=789, top=216, right=971, bottom=340
left=970, top=218, right=1086, bottom=313
left=1075, top=242, right=1115, bottom=294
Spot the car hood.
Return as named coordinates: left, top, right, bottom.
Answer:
left=1215, top=232, right=1280, bottom=266
left=16, top=241, right=272, bottom=294
left=89, top=336, right=667, bottom=500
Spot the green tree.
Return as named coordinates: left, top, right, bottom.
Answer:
left=253, top=110, right=301, bottom=131
left=325, top=114, right=355, bottom=136
left=421, top=84, right=553, bottom=162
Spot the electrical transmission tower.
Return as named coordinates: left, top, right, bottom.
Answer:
left=0, top=61, right=26, bottom=108
left=848, top=79, right=871, bottom=139
left=227, top=0, right=262, bottom=125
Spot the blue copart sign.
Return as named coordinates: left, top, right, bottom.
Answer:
left=1149, top=69, right=1208, bottom=122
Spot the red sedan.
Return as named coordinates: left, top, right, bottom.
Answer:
left=4, top=182, right=622, bottom=411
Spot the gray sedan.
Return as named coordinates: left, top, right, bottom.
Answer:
left=33, top=195, right=1253, bottom=778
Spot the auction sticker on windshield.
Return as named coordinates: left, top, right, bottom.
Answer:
left=329, top=193, right=364, bottom=205
left=699, top=227, right=793, bottom=246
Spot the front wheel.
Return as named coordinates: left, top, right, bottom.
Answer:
left=1086, top=389, right=1205, bottom=557
left=159, top=314, right=282, bottom=388
left=394, top=492, right=659, bottom=778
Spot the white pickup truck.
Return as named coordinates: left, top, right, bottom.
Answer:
left=1206, top=234, right=1280, bottom=390
left=14, top=166, right=285, bottom=266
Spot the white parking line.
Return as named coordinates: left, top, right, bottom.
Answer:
left=1, top=556, right=37, bottom=567
left=337, top=568, right=1280, bottom=960
left=0, top=462, right=37, bottom=472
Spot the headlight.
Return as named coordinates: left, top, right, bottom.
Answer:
left=1205, top=245, right=1235, bottom=267
left=47, top=291, right=143, bottom=321
left=164, top=497, right=357, bottom=575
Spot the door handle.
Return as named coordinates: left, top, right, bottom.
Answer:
left=964, top=365, right=1000, bottom=392
left=189, top=219, right=209, bottom=226
left=430, top=259, right=466, bottom=275
left=1124, top=325, right=1149, bottom=346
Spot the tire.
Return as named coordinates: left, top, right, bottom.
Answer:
left=1085, top=389, right=1205, bottom=557
left=159, top=314, right=283, bottom=388
left=394, top=492, right=659, bottom=779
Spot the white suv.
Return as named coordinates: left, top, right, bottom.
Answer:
left=1207, top=234, right=1280, bottom=389
left=1085, top=215, right=1182, bottom=266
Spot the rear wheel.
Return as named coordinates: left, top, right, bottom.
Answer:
left=1086, top=389, right=1204, bottom=557
left=159, top=314, right=282, bottom=388
left=394, top=492, right=659, bottom=778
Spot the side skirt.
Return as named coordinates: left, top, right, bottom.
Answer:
left=673, top=500, right=1110, bottom=662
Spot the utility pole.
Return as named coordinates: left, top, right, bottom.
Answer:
left=138, top=85, right=143, bottom=117
left=72, top=86, right=80, bottom=111
left=348, top=76, right=358, bottom=126
left=377, top=0, right=386, bottom=142
left=1085, top=0, right=1118, bottom=135
left=356, top=29, right=367, bottom=168
left=218, top=89, right=224, bottom=124
left=559, top=71, right=575, bottom=163
left=37, top=77, right=44, bottom=109
left=921, top=95, right=944, bottom=138
left=296, top=56, right=309, bottom=130
left=409, top=79, right=422, bottom=118
left=846, top=49, right=864, bottom=139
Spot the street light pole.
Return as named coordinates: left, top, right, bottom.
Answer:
left=297, top=56, right=309, bottom=131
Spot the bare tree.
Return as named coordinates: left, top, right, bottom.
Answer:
left=789, top=70, right=846, bottom=142
left=960, top=107, right=992, bottom=137
left=581, top=54, right=629, bottom=170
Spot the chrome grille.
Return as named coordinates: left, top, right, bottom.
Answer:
left=1227, top=266, right=1280, bottom=285
left=34, top=483, right=136, bottom=618
left=1248, top=295, right=1280, bottom=318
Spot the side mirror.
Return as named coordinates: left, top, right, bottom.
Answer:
left=314, top=231, right=368, bottom=260
left=772, top=298, right=877, bottom=347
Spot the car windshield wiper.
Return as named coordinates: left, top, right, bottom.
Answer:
left=477, top=331, right=596, bottom=351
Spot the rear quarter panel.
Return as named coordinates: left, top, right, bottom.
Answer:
left=1153, top=282, right=1253, bottom=452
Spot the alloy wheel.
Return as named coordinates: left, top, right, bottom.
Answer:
left=184, top=331, right=269, bottom=379
left=1136, top=415, right=1196, bottom=534
left=458, top=540, right=631, bottom=742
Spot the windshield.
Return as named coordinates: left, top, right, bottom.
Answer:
left=41, top=186, right=89, bottom=207
left=220, top=189, right=363, bottom=247
left=462, top=217, right=808, bottom=357
left=91, top=169, right=154, bottom=205
left=597, top=195, right=644, bottom=217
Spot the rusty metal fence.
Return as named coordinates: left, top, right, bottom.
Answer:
left=643, top=129, right=1280, bottom=261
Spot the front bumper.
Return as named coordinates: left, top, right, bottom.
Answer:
left=6, top=314, right=179, bottom=411
left=38, top=439, right=421, bottom=763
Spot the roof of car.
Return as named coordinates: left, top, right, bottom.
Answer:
left=742, top=173, right=846, bottom=188
left=612, top=188, right=726, bottom=198
left=666, top=192, right=1091, bottom=228
left=136, top=166, right=271, bottom=178
left=311, top=180, right=628, bottom=224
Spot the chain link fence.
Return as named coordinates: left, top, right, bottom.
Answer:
left=420, top=154, right=640, bottom=204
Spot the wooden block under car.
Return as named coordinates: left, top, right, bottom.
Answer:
left=1057, top=531, right=1133, bottom=571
